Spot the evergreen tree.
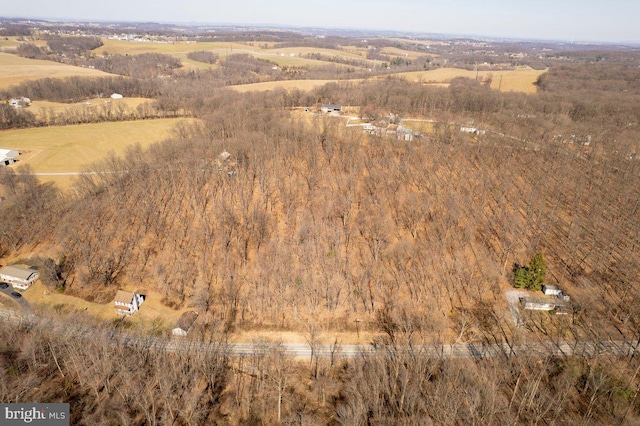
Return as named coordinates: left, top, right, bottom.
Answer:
left=512, top=252, right=547, bottom=291
left=513, top=266, right=531, bottom=289
left=529, top=252, right=547, bottom=291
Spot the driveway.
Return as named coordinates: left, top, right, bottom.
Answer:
left=505, top=290, right=528, bottom=327
left=0, top=282, right=33, bottom=314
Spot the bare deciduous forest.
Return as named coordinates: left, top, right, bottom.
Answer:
left=1, top=23, right=640, bottom=424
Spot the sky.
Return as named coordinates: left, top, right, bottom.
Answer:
left=2, top=0, right=639, bottom=43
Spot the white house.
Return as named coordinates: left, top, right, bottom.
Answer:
left=8, top=97, right=31, bottom=108
left=321, top=104, right=341, bottom=114
left=0, top=265, right=39, bottom=290
left=114, top=290, right=145, bottom=315
left=172, top=311, right=199, bottom=336
left=460, top=126, right=486, bottom=135
left=0, top=149, right=20, bottom=166
left=542, top=284, right=563, bottom=296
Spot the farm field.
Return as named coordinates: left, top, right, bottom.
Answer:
left=97, top=39, right=365, bottom=70
left=0, top=118, right=195, bottom=189
left=0, top=52, right=115, bottom=89
left=393, top=67, right=546, bottom=93
left=229, top=66, right=544, bottom=94
left=381, top=46, right=437, bottom=59
left=29, top=97, right=154, bottom=118
left=229, top=79, right=339, bottom=93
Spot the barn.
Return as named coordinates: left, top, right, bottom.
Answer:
left=0, top=149, right=20, bottom=166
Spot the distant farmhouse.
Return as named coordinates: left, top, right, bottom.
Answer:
left=321, top=104, right=341, bottom=114
left=8, top=97, right=30, bottom=109
left=0, top=149, right=20, bottom=166
left=0, top=265, right=39, bottom=290
left=172, top=311, right=199, bottom=336
left=114, top=290, right=145, bottom=316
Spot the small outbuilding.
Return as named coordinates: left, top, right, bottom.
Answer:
left=172, top=311, right=199, bottom=336
left=0, top=265, right=39, bottom=290
left=114, top=290, right=145, bottom=316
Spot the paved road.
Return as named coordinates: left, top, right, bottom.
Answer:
left=1, top=307, right=638, bottom=360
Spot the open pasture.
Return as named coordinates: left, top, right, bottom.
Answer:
left=0, top=52, right=114, bottom=89
left=381, top=46, right=436, bottom=59
left=393, top=67, right=546, bottom=93
left=29, top=97, right=154, bottom=118
left=0, top=118, right=194, bottom=189
left=229, top=79, right=340, bottom=93
left=97, top=39, right=367, bottom=70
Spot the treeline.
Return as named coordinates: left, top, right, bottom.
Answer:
left=82, top=52, right=182, bottom=78
left=16, top=42, right=183, bottom=79
left=46, top=35, right=103, bottom=55
left=15, top=36, right=103, bottom=59
left=0, top=104, right=36, bottom=130
left=187, top=50, right=219, bottom=64
left=1, top=76, right=161, bottom=103
left=0, top=76, right=174, bottom=129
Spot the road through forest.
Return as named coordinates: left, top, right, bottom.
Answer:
left=1, top=307, right=638, bottom=361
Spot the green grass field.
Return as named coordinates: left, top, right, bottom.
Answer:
left=0, top=118, right=195, bottom=189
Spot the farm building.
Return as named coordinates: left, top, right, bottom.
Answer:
left=0, top=149, right=20, bottom=166
left=8, top=97, right=31, bottom=108
left=0, top=265, right=39, bottom=290
left=114, top=290, right=145, bottom=316
left=321, top=104, right=341, bottom=114
left=172, top=311, right=199, bottom=336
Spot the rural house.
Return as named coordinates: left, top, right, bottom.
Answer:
left=0, top=149, right=19, bottom=166
left=0, top=265, right=39, bottom=290
left=8, top=97, right=31, bottom=108
left=172, top=311, right=199, bottom=336
left=321, top=104, right=341, bottom=114
left=542, top=284, right=562, bottom=296
left=114, top=290, right=145, bottom=315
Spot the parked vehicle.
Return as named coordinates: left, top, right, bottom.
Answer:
left=10, top=292, right=21, bottom=298
left=0, top=282, right=9, bottom=289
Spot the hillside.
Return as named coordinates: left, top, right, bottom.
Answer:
left=1, top=23, right=640, bottom=424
